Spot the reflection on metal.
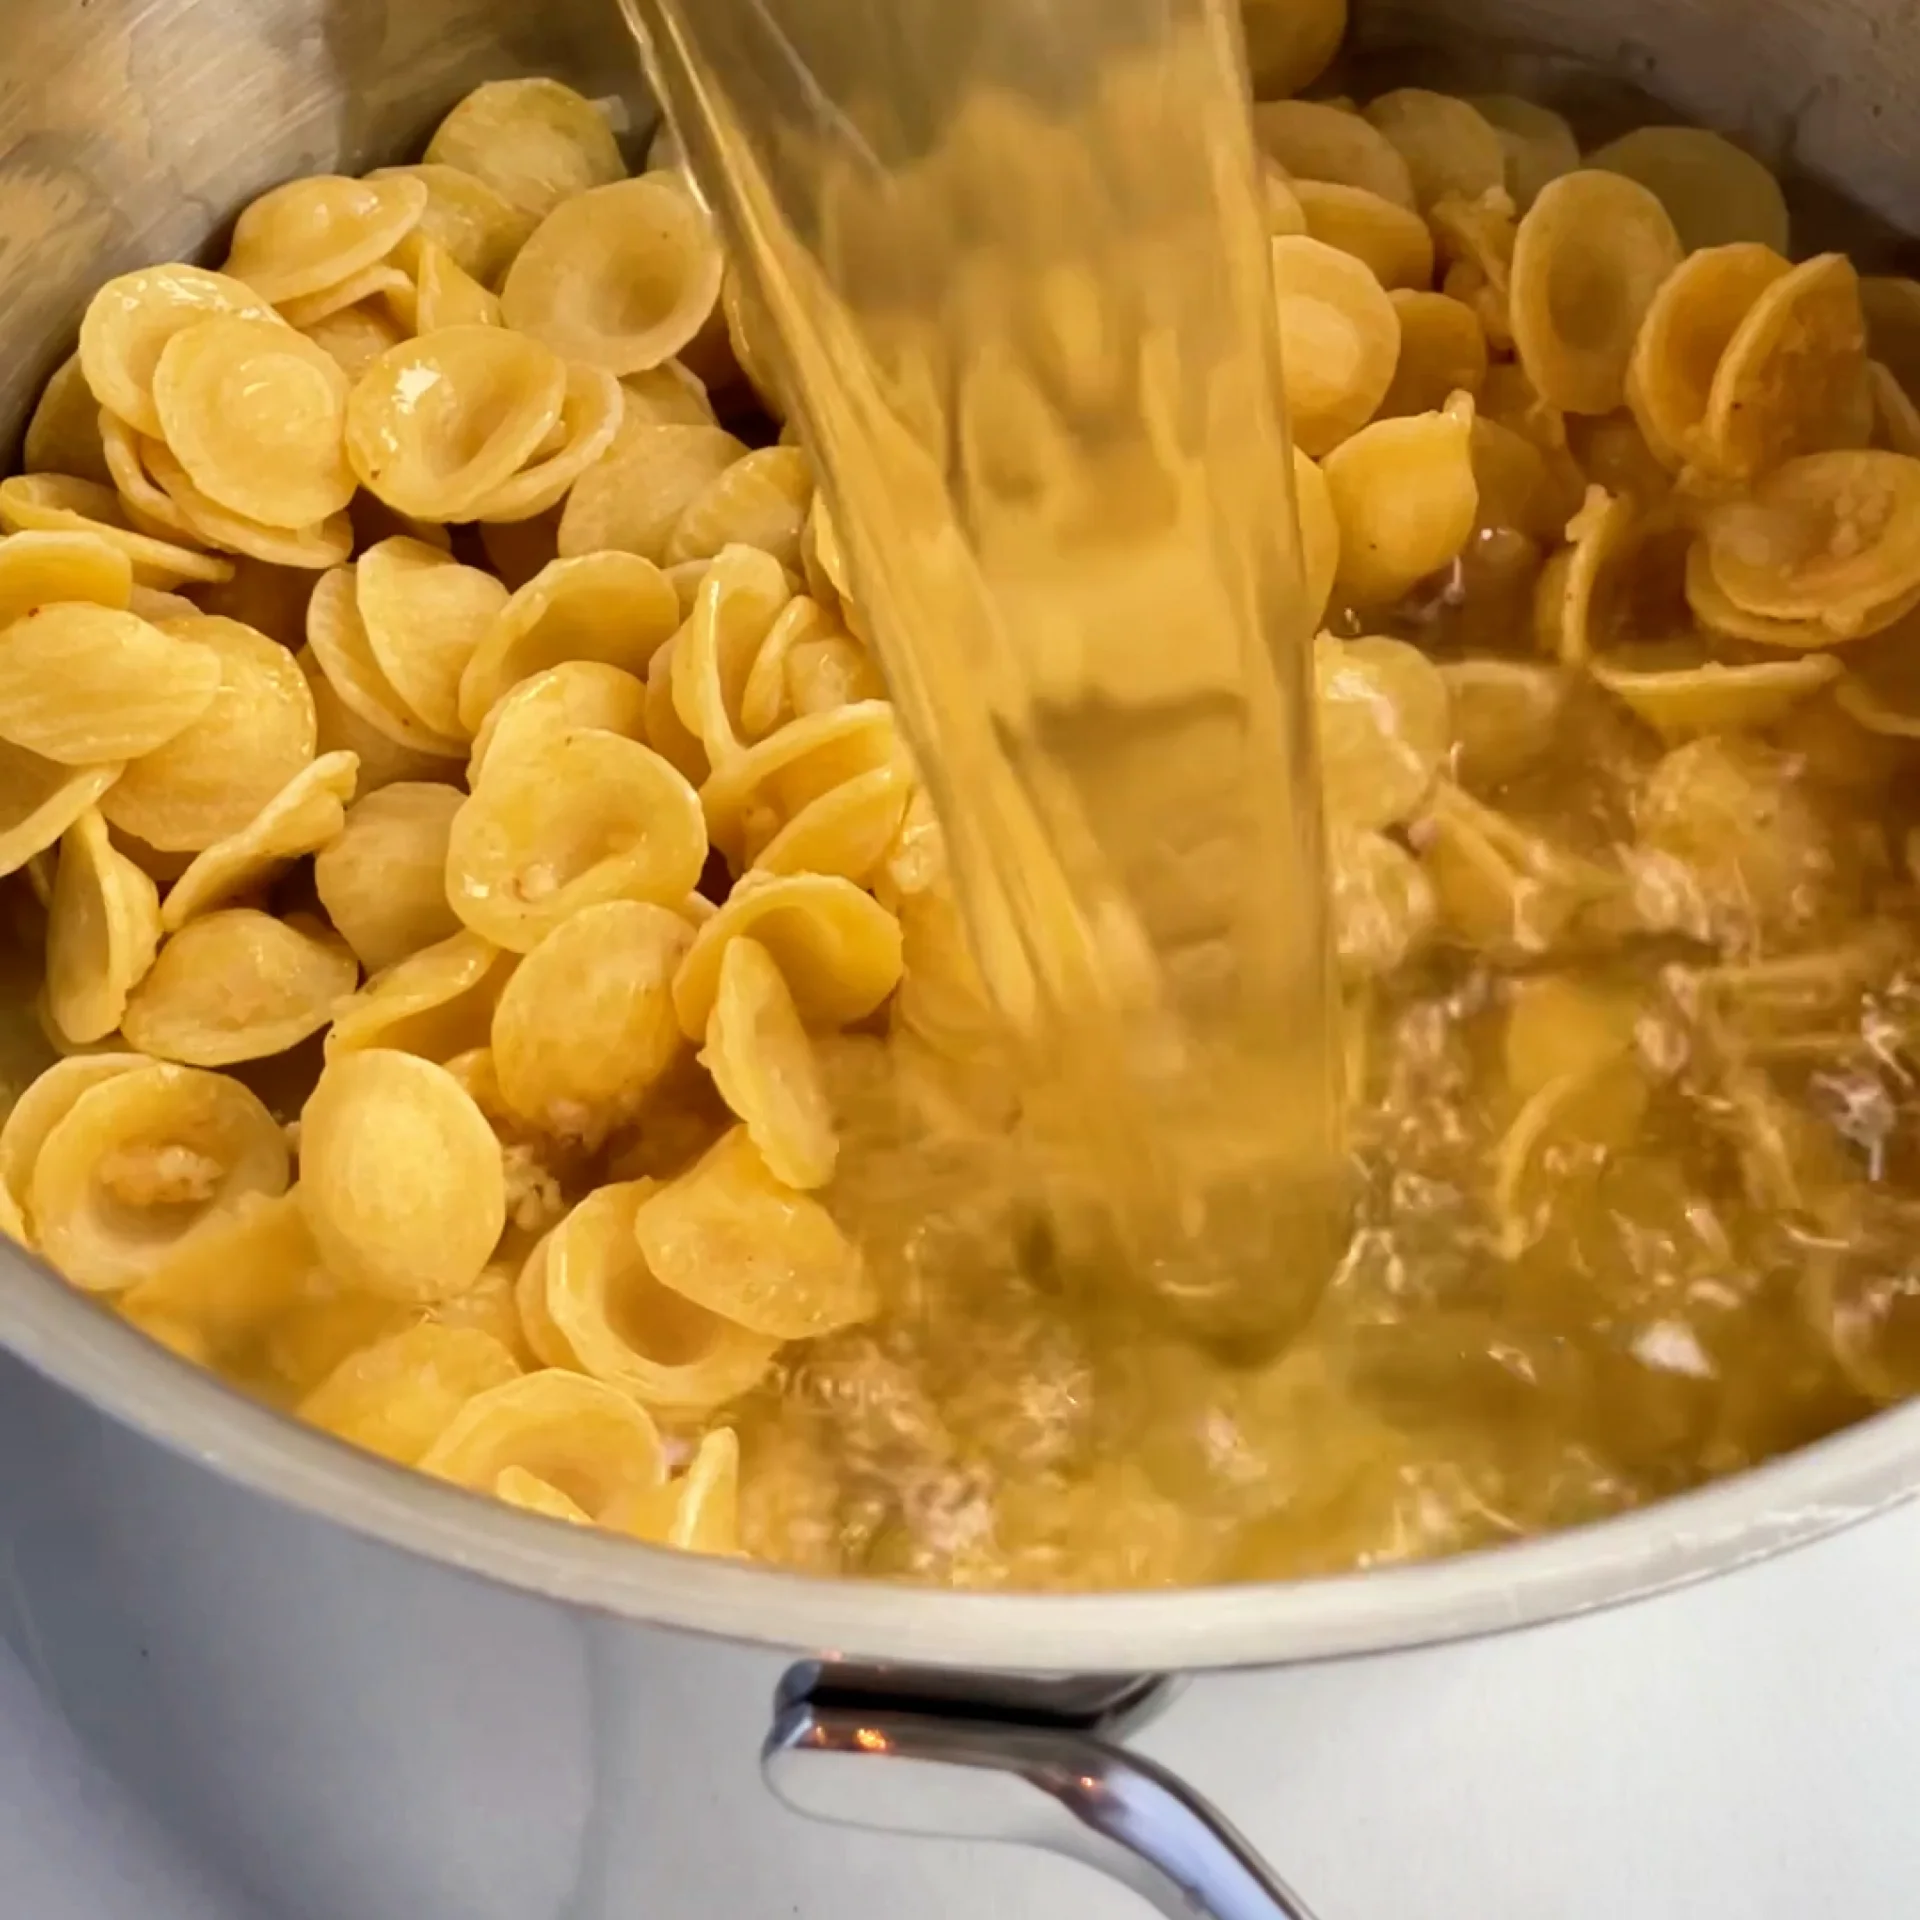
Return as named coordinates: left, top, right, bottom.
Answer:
left=765, top=1662, right=1325, bottom=1920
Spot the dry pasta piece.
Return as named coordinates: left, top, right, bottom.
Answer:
left=1467, top=96, right=1579, bottom=209
left=739, top=596, right=828, bottom=744
left=1592, top=650, right=1841, bottom=739
left=299, top=1047, right=506, bottom=1302
left=619, top=361, right=717, bottom=433
left=1269, top=236, right=1401, bottom=456
left=1699, top=451, right=1920, bottom=637
left=1240, top=0, right=1345, bottom=97
left=0, top=602, right=220, bottom=766
left=1251, top=99, right=1415, bottom=209
left=671, top=873, right=903, bottom=1037
left=1379, top=292, right=1488, bottom=419
left=700, top=934, right=836, bottom=1188
left=424, top=80, right=626, bottom=222
left=1626, top=243, right=1791, bottom=470
left=0, top=475, right=234, bottom=588
left=161, top=750, right=357, bottom=931
left=117, top=1189, right=318, bottom=1354
left=0, top=745, right=122, bottom=880
left=1439, top=659, right=1566, bottom=789
left=1428, top=190, right=1518, bottom=352
left=490, top=900, right=692, bottom=1143
left=356, top=538, right=509, bottom=741
left=1315, top=633, right=1452, bottom=830
left=150, top=317, right=355, bottom=530
left=1264, top=168, right=1308, bottom=239
left=610, top=1427, right=742, bottom=1554
left=1329, top=824, right=1436, bottom=981
left=538, top=1181, right=776, bottom=1415
left=306, top=567, right=467, bottom=758
left=1532, top=487, right=1650, bottom=666
left=121, top=909, right=355, bottom=1065
left=276, top=264, right=414, bottom=333
left=224, top=174, right=426, bottom=306
left=467, top=660, right=649, bottom=786
left=558, top=422, right=748, bottom=562
left=753, top=759, right=915, bottom=886
left=700, top=700, right=901, bottom=863
left=99, top=615, right=316, bottom=852
left=300, top=1323, right=521, bottom=1466
left=346, top=327, right=567, bottom=522
left=0, top=1053, right=148, bottom=1244
left=1698, top=254, right=1868, bottom=482
left=465, top=362, right=624, bottom=524
left=1292, top=180, right=1434, bottom=292
left=1510, top=171, right=1683, bottom=416
left=456, top=550, right=681, bottom=733
left=786, top=634, right=888, bottom=717
left=369, top=163, right=538, bottom=287
left=44, top=810, right=159, bottom=1045
left=1322, top=396, right=1479, bottom=605
left=1588, top=126, right=1791, bottom=256
left=301, top=300, right=407, bottom=382
left=645, top=637, right=709, bottom=786
left=421, top=1369, right=667, bottom=1519
left=0, top=529, right=133, bottom=623
left=126, top=588, right=200, bottom=626
left=99, top=412, right=205, bottom=545
left=140, top=440, right=353, bottom=571
left=298, top=648, right=463, bottom=794
left=26, top=355, right=113, bottom=487
left=410, top=239, right=502, bottom=334
left=327, top=929, right=512, bottom=1061
left=1364, top=91, right=1505, bottom=210
left=31, top=1062, right=289, bottom=1292
left=720, top=266, right=785, bottom=416
left=502, top=176, right=724, bottom=377
left=634, top=1125, right=874, bottom=1340
left=494, top=1467, right=593, bottom=1524
left=671, top=544, right=793, bottom=766
left=314, top=782, right=464, bottom=972
left=666, top=446, right=815, bottom=572
left=77, top=265, right=284, bottom=439
left=446, top=727, right=708, bottom=952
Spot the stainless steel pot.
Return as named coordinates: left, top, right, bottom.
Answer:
left=1, top=2, right=1918, bottom=1916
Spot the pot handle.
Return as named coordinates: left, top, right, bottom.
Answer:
left=763, top=1662, right=1324, bottom=1920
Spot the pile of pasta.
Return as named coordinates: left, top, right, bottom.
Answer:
left=3, top=25, right=1920, bottom=1591
left=0, top=75, right=962, bottom=1558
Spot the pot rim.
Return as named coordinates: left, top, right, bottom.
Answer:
left=5, top=1253, right=1915, bottom=1673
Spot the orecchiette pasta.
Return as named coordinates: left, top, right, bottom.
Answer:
left=1588, top=126, right=1792, bottom=256
left=45, top=807, right=161, bottom=1045
left=423, top=79, right=626, bottom=222
left=224, top=174, right=428, bottom=306
left=301, top=1322, right=522, bottom=1466
left=1269, top=235, right=1401, bottom=455
left=313, top=782, right=464, bottom=972
left=326, top=929, right=513, bottom=1062
left=356, top=538, right=509, bottom=741
left=557, top=422, right=748, bottom=562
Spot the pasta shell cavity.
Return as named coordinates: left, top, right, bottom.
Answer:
left=0, top=1052, right=148, bottom=1245
left=420, top=1369, right=667, bottom=1520
left=1321, top=395, right=1480, bottom=605
left=151, top=317, right=355, bottom=529
left=225, top=173, right=428, bottom=306
left=1269, top=236, right=1401, bottom=456
left=1700, top=451, right=1920, bottom=637
left=1511, top=172, right=1684, bottom=416
left=78, top=266, right=284, bottom=439
left=1314, top=634, right=1452, bottom=829
left=357, top=538, right=510, bottom=740
left=346, top=327, right=567, bottom=522
left=299, top=1047, right=506, bottom=1302
left=1698, top=255, right=1868, bottom=482
left=100, top=615, right=317, bottom=851
left=424, top=80, right=626, bottom=223
left=502, top=176, right=725, bottom=376
left=121, top=910, right=357, bottom=1065
left=467, top=362, right=624, bottom=524
left=313, top=782, right=465, bottom=971
left=445, top=727, right=708, bottom=952
left=46, top=809, right=161, bottom=1045
left=490, top=900, right=693, bottom=1143
left=0, top=602, right=220, bottom=764
left=633, top=1125, right=876, bottom=1340
left=672, top=872, right=904, bottom=1038
left=539, top=1181, right=777, bottom=1414
left=300, top=1322, right=521, bottom=1465
left=30, top=1062, right=289, bottom=1292
left=700, top=701, right=902, bottom=866
left=467, top=661, right=649, bottom=785
left=457, top=551, right=682, bottom=733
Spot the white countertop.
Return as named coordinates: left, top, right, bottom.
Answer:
left=7, top=1488, right=1920, bottom=1920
